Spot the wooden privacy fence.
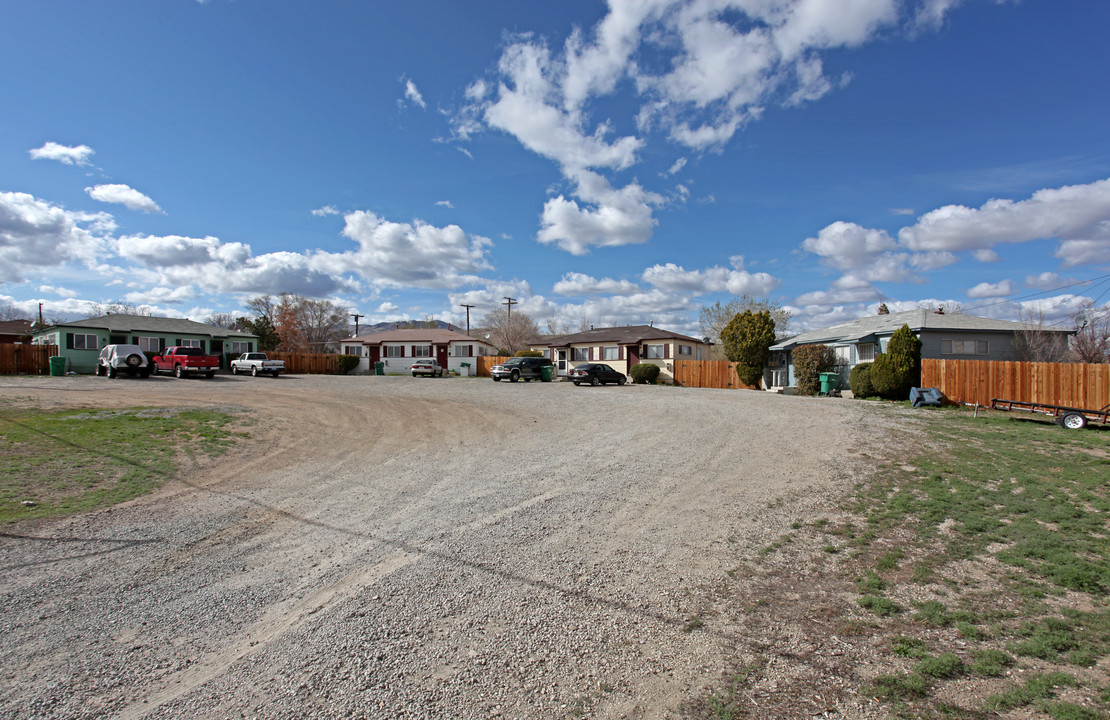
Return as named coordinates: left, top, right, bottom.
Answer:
left=0, top=344, right=57, bottom=375
left=673, top=360, right=758, bottom=389
left=265, top=351, right=341, bottom=375
left=475, top=356, right=509, bottom=377
left=922, top=358, right=1110, bottom=409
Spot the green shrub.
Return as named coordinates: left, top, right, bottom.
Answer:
left=630, top=363, right=661, bottom=384
left=858, top=595, right=900, bottom=616
left=849, top=362, right=874, bottom=398
left=970, top=648, right=1012, bottom=676
left=792, top=344, right=835, bottom=396
left=720, top=310, right=775, bottom=389
left=515, top=350, right=543, bottom=357
left=735, top=362, right=763, bottom=388
left=914, top=652, right=965, bottom=679
left=870, top=324, right=921, bottom=400
left=336, top=354, right=361, bottom=375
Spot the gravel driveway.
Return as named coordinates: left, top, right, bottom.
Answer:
left=0, top=374, right=898, bottom=719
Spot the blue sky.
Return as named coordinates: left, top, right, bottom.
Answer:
left=3, top=0, right=1110, bottom=336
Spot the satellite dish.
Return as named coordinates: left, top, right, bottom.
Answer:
left=484, top=333, right=491, bottom=340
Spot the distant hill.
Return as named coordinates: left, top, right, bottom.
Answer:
left=348, top=320, right=460, bottom=336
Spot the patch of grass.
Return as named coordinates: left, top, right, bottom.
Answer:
left=1045, top=702, right=1102, bottom=720
left=892, top=635, right=930, bottom=659
left=869, top=672, right=929, bottom=701
left=857, top=570, right=887, bottom=594
left=1009, top=617, right=1078, bottom=662
left=913, top=600, right=952, bottom=627
left=956, top=620, right=987, bottom=641
left=0, top=406, right=242, bottom=526
left=984, top=672, right=1078, bottom=712
left=915, top=653, right=965, bottom=679
left=683, top=615, right=704, bottom=632
left=969, top=648, right=1012, bottom=677
left=706, top=665, right=761, bottom=720
left=858, top=595, right=900, bottom=616
left=876, top=549, right=904, bottom=572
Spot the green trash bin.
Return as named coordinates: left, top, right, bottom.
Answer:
left=374, top=361, right=385, bottom=376
left=49, top=356, right=66, bottom=377
left=819, top=372, right=839, bottom=394
left=540, top=365, right=554, bottom=382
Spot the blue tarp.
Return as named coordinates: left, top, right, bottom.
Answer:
left=910, top=387, right=944, bottom=407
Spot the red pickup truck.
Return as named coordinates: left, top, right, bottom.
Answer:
left=151, top=346, right=220, bottom=378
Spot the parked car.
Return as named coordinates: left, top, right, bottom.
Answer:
left=96, top=344, right=151, bottom=379
left=569, top=363, right=626, bottom=386
left=230, top=352, right=284, bottom=377
left=490, top=356, right=554, bottom=383
left=151, top=346, right=220, bottom=378
left=411, top=358, right=444, bottom=377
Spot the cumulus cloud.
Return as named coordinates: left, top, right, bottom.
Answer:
left=29, top=142, right=95, bottom=166
left=802, top=221, right=897, bottom=270
left=312, top=205, right=340, bottom=217
left=538, top=170, right=663, bottom=254
left=552, top=272, right=640, bottom=295
left=1025, top=272, right=1070, bottom=291
left=38, top=285, right=78, bottom=298
left=972, top=249, right=1000, bottom=262
left=898, top=178, right=1110, bottom=267
left=436, top=200, right=454, bottom=208
left=665, top=157, right=687, bottom=175
left=641, top=260, right=780, bottom=296
left=85, top=184, right=164, bottom=214
left=334, top=211, right=494, bottom=289
left=966, top=279, right=1015, bottom=298
left=0, top=191, right=114, bottom=282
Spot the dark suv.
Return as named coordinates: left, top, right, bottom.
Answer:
left=490, top=356, right=554, bottom=383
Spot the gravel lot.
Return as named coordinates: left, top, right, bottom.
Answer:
left=0, top=373, right=904, bottom=720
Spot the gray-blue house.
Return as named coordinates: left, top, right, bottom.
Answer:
left=765, top=308, right=1071, bottom=391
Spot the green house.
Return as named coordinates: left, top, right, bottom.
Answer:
left=32, top=314, right=260, bottom=374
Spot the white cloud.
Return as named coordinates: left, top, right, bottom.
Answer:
left=335, top=211, right=494, bottom=289
left=377, top=301, right=399, bottom=313
left=641, top=261, right=780, bottom=296
left=666, top=157, right=687, bottom=175
left=0, top=191, right=114, bottom=282
left=972, top=249, right=1000, bottom=262
left=914, top=0, right=965, bottom=29
left=123, top=285, right=199, bottom=305
left=37, top=285, right=78, bottom=298
left=898, top=178, right=1110, bottom=264
left=117, top=234, right=250, bottom=268
left=436, top=200, right=454, bottom=209
left=403, top=78, right=426, bottom=109
left=552, top=272, right=640, bottom=295
left=966, top=279, right=1015, bottom=298
left=801, top=221, right=897, bottom=270
left=29, top=142, right=94, bottom=166
left=891, top=207, right=915, bottom=216
left=312, top=205, right=340, bottom=217
left=85, top=184, right=164, bottom=214
left=1024, top=272, right=1070, bottom=291
left=537, top=170, right=663, bottom=254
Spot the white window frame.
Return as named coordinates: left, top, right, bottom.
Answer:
left=834, top=346, right=852, bottom=365
left=645, top=344, right=664, bottom=359
left=137, top=336, right=160, bottom=353
left=678, top=344, right=692, bottom=356
left=179, top=339, right=201, bottom=348
left=385, top=345, right=403, bottom=358
left=857, top=343, right=876, bottom=362
left=229, top=341, right=251, bottom=354
left=573, top=347, right=589, bottom=362
left=73, top=333, right=98, bottom=350
left=602, top=346, right=619, bottom=361
left=411, top=345, right=431, bottom=358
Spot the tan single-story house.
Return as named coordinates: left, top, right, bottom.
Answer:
left=539, top=325, right=715, bottom=383
left=343, top=328, right=497, bottom=375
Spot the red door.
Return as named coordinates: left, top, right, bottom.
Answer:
left=436, top=345, right=449, bottom=369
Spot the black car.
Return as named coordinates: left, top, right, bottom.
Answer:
left=568, top=363, right=626, bottom=386
left=490, top=356, right=554, bottom=382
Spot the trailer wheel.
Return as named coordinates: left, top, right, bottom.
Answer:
left=1059, top=412, right=1087, bottom=430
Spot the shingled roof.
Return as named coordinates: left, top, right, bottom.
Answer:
left=544, top=324, right=707, bottom=347
left=42, top=314, right=257, bottom=339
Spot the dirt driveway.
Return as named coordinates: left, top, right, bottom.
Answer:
left=0, top=374, right=901, bottom=719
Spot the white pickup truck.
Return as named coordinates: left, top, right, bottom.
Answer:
left=230, top=352, right=284, bottom=377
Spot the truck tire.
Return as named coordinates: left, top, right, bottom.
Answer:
left=232, top=365, right=239, bottom=375
left=205, top=371, right=215, bottom=379
left=271, top=370, right=280, bottom=378
left=252, top=366, right=258, bottom=377
left=108, top=366, right=117, bottom=379
left=175, top=365, right=184, bottom=379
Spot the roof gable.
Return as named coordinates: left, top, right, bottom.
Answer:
left=546, top=324, right=707, bottom=347
left=348, top=328, right=495, bottom=346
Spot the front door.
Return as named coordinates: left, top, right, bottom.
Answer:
left=556, top=349, right=568, bottom=376
left=436, top=345, right=449, bottom=370
left=626, top=345, right=639, bottom=366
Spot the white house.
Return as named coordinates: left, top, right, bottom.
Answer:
left=342, top=328, right=497, bottom=375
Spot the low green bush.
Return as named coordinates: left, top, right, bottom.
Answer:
left=630, top=363, right=661, bottom=384
left=336, top=354, right=360, bottom=374
left=792, top=344, right=834, bottom=396
left=515, top=350, right=543, bottom=357
left=849, top=362, right=874, bottom=398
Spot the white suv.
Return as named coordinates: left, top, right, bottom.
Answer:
left=96, top=344, right=151, bottom=379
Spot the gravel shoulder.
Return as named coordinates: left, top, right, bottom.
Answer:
left=0, top=374, right=908, bottom=719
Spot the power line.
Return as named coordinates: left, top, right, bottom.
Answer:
left=961, top=273, right=1110, bottom=315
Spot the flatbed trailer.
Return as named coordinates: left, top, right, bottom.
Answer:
left=990, top=398, right=1110, bottom=430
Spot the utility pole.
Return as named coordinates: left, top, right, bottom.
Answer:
left=459, top=304, right=475, bottom=336
left=503, top=297, right=518, bottom=353
left=350, top=312, right=364, bottom=337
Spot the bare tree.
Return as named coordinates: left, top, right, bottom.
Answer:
left=0, top=303, right=30, bottom=321
left=1015, top=308, right=1071, bottom=363
left=699, top=296, right=791, bottom=344
left=480, top=307, right=540, bottom=355
left=245, top=295, right=278, bottom=325
left=203, top=312, right=239, bottom=328
left=1070, top=300, right=1110, bottom=364
left=296, top=297, right=349, bottom=351
left=86, top=301, right=152, bottom=318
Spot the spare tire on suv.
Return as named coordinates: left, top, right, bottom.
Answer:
left=97, top=344, right=151, bottom=379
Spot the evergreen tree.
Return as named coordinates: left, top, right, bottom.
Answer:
left=870, top=324, right=922, bottom=400
left=720, top=310, right=776, bottom=388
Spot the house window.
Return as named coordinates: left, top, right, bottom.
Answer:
left=602, top=346, right=619, bottom=360
left=573, top=347, right=589, bottom=362
left=857, top=343, right=876, bottom=362
left=180, top=339, right=201, bottom=348
left=834, top=346, right=852, bottom=365
left=385, top=346, right=403, bottom=358
left=451, top=345, right=473, bottom=357
left=343, top=345, right=363, bottom=356
left=72, top=333, right=98, bottom=350
left=229, top=341, right=251, bottom=354
left=678, top=345, right=692, bottom=356
left=137, top=337, right=160, bottom=352
left=645, top=344, right=664, bottom=359
left=942, top=339, right=988, bottom=355
left=412, top=345, right=431, bottom=358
